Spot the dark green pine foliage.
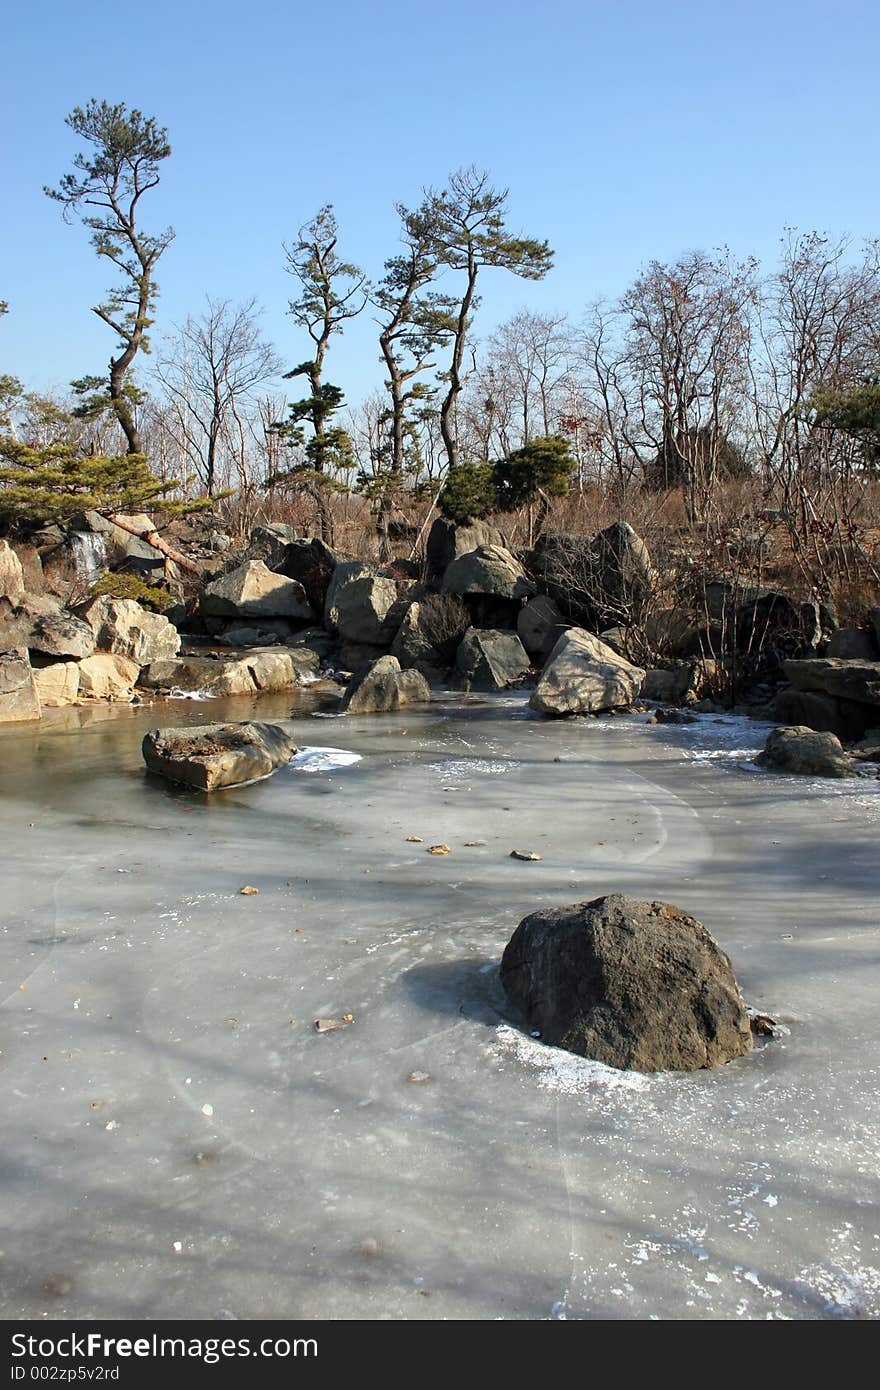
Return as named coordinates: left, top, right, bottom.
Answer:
left=493, top=435, right=575, bottom=510
left=812, top=380, right=880, bottom=472
left=366, top=204, right=458, bottom=554
left=270, top=207, right=368, bottom=542
left=0, top=437, right=202, bottom=527
left=45, top=100, right=174, bottom=456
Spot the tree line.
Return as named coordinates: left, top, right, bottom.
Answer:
left=2, top=100, right=880, bottom=600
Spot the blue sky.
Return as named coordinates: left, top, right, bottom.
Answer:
left=3, top=0, right=878, bottom=407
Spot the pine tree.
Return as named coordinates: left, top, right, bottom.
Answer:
left=45, top=100, right=174, bottom=456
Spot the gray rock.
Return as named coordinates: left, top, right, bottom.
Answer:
left=28, top=611, right=96, bottom=661
left=772, top=687, right=845, bottom=736
left=530, top=627, right=645, bottom=716
left=500, top=893, right=752, bottom=1073
left=517, top=594, right=566, bottom=659
left=248, top=523, right=299, bottom=567
left=442, top=545, right=536, bottom=602
left=454, top=628, right=530, bottom=691
left=0, top=540, right=25, bottom=607
left=202, top=560, right=314, bottom=623
left=755, top=725, right=854, bottom=778
left=142, top=722, right=297, bottom=791
left=531, top=523, right=655, bottom=626
left=340, top=654, right=431, bottom=714
left=850, top=730, right=880, bottom=761
left=390, top=602, right=448, bottom=680
left=784, top=658, right=880, bottom=708
left=78, top=596, right=181, bottom=665
left=425, top=517, right=506, bottom=585
left=323, top=561, right=371, bottom=631
left=642, top=661, right=713, bottom=706
left=827, top=627, right=879, bottom=660
left=0, top=648, right=41, bottom=723
left=335, top=574, right=402, bottom=645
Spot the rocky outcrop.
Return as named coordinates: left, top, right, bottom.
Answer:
left=142, top=721, right=297, bottom=791
left=443, top=544, right=536, bottom=602
left=0, top=540, right=25, bottom=607
left=202, top=560, right=314, bottom=624
left=755, top=725, right=854, bottom=778
left=530, top=627, right=645, bottom=716
left=454, top=628, right=530, bottom=691
left=248, top=522, right=299, bottom=568
left=77, top=653, right=141, bottom=701
left=272, top=537, right=338, bottom=611
left=78, top=596, right=181, bottom=664
left=139, top=644, right=322, bottom=698
left=500, top=893, right=752, bottom=1073
left=340, top=654, right=431, bottom=714
left=0, top=649, right=41, bottom=723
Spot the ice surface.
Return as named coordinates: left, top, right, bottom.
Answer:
left=1, top=689, right=879, bottom=1320
left=288, top=746, right=363, bottom=773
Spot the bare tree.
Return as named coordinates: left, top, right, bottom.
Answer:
left=155, top=297, right=281, bottom=496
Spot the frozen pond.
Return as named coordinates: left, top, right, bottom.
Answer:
left=1, top=690, right=879, bottom=1320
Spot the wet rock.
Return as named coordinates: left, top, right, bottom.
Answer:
left=32, top=659, right=80, bottom=707
left=202, top=560, right=314, bottom=623
left=500, top=893, right=752, bottom=1073
left=142, top=721, right=297, bottom=791
left=755, top=725, right=854, bottom=778
left=442, top=545, right=536, bottom=602
left=78, top=597, right=181, bottom=664
left=0, top=540, right=25, bottom=606
left=0, top=648, right=41, bottom=723
left=76, top=653, right=141, bottom=701
left=454, top=628, right=530, bottom=691
left=217, top=619, right=295, bottom=647
left=530, top=627, right=645, bottom=716
left=826, top=627, right=879, bottom=660
left=28, top=611, right=96, bottom=661
left=849, top=730, right=880, bottom=761
left=340, top=654, right=431, bottom=714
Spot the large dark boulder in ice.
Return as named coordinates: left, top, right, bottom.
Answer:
left=500, top=893, right=752, bottom=1073
left=143, top=721, right=297, bottom=791
left=340, top=654, right=431, bottom=714
left=755, top=725, right=853, bottom=778
left=454, top=627, right=530, bottom=691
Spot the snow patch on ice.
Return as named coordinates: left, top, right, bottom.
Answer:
left=494, top=1024, right=651, bottom=1093
left=429, top=757, right=521, bottom=781
left=167, top=687, right=217, bottom=701
left=288, top=746, right=363, bottom=773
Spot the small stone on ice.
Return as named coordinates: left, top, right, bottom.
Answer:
left=201, top=1103, right=214, bottom=1117
left=173, top=1241, right=182, bottom=1253
left=406, top=1070, right=431, bottom=1084
left=239, top=885, right=259, bottom=896
left=510, top=850, right=542, bottom=861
